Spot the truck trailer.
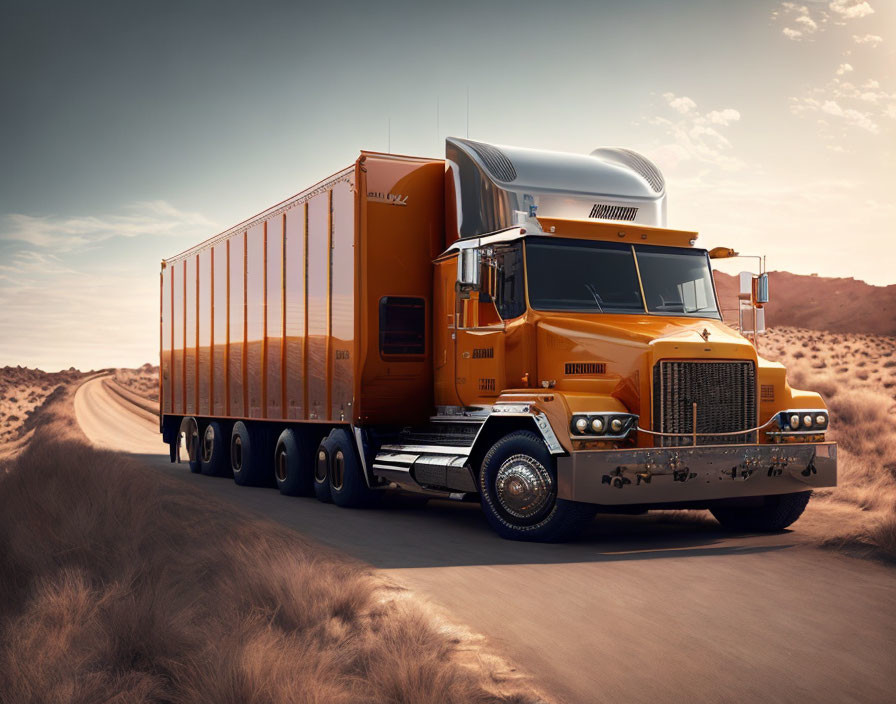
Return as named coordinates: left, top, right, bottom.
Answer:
left=159, top=138, right=836, bottom=541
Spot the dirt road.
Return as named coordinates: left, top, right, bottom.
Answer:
left=75, top=376, right=896, bottom=704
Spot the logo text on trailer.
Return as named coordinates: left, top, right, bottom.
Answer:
left=368, top=192, right=408, bottom=206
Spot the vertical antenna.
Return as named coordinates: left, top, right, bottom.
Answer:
left=466, top=87, right=470, bottom=138
left=388, top=117, right=391, bottom=153
left=436, top=96, right=440, bottom=153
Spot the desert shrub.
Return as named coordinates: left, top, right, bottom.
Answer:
left=0, top=436, right=538, bottom=704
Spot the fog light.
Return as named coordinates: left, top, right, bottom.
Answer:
left=610, top=418, right=624, bottom=433
left=591, top=417, right=604, bottom=433
left=574, top=417, right=588, bottom=433
left=789, top=413, right=800, bottom=429
left=815, top=414, right=827, bottom=427
left=803, top=414, right=813, bottom=428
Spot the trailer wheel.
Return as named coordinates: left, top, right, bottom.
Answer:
left=710, top=491, right=811, bottom=532
left=179, top=417, right=201, bottom=474
left=479, top=431, right=595, bottom=542
left=200, top=421, right=228, bottom=477
left=325, top=429, right=378, bottom=508
left=231, top=421, right=267, bottom=487
left=274, top=429, right=314, bottom=496
left=313, top=438, right=333, bottom=503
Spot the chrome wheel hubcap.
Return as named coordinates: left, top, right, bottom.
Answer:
left=275, top=448, right=288, bottom=482
left=494, top=454, right=553, bottom=519
left=232, top=436, right=242, bottom=472
left=202, top=426, right=215, bottom=462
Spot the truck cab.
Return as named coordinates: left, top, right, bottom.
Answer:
left=370, top=139, right=836, bottom=540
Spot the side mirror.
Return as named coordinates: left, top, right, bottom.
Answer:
left=754, top=273, right=769, bottom=304
left=458, top=248, right=481, bottom=289
left=738, top=272, right=753, bottom=300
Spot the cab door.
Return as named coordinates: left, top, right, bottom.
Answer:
left=454, top=243, right=526, bottom=407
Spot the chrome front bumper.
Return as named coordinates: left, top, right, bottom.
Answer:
left=556, top=442, right=836, bottom=506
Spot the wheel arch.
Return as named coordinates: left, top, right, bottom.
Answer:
left=468, top=413, right=564, bottom=480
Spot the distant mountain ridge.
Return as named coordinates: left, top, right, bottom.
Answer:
left=713, top=271, right=896, bottom=337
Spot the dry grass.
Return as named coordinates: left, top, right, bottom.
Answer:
left=0, top=388, right=543, bottom=704
left=761, top=327, right=896, bottom=559
left=113, top=364, right=159, bottom=402
left=0, top=366, right=88, bottom=446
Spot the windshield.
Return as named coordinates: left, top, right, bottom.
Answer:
left=525, top=238, right=720, bottom=318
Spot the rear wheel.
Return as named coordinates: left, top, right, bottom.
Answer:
left=711, top=491, right=811, bottom=532
left=479, top=431, right=595, bottom=542
left=180, top=417, right=201, bottom=474
left=231, top=421, right=268, bottom=486
left=326, top=429, right=378, bottom=508
left=274, top=428, right=314, bottom=496
left=200, top=421, right=228, bottom=477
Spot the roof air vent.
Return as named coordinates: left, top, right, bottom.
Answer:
left=456, top=138, right=517, bottom=182
left=614, top=149, right=664, bottom=193
left=589, top=204, right=638, bottom=221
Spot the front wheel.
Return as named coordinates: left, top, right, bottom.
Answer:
left=711, top=491, right=811, bottom=532
left=479, top=431, right=595, bottom=542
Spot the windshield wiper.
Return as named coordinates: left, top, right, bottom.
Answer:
left=584, top=284, right=604, bottom=312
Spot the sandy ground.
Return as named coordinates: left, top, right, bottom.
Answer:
left=73, top=374, right=896, bottom=704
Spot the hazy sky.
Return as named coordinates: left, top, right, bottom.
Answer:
left=1, top=0, right=893, bottom=370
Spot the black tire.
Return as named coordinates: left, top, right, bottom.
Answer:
left=180, top=417, right=201, bottom=474
left=274, top=428, right=314, bottom=496
left=479, top=431, right=596, bottom=542
left=313, top=437, right=333, bottom=503
left=231, top=421, right=268, bottom=487
left=326, top=429, right=379, bottom=508
left=711, top=491, right=811, bottom=532
left=200, top=421, right=229, bottom=477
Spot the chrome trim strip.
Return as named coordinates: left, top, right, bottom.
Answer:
left=378, top=444, right=473, bottom=456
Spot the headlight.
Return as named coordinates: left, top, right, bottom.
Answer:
left=571, top=412, right=637, bottom=437
left=774, top=409, right=828, bottom=435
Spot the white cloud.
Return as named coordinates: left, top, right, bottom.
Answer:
left=793, top=97, right=880, bottom=133
left=705, top=108, right=741, bottom=126
left=1, top=201, right=215, bottom=251
left=776, top=2, right=824, bottom=41
left=663, top=93, right=697, bottom=114
left=774, top=1, right=876, bottom=40
left=790, top=63, right=895, bottom=135
left=853, top=33, right=883, bottom=46
left=829, top=0, right=874, bottom=20
left=795, top=14, right=819, bottom=31
left=648, top=94, right=744, bottom=172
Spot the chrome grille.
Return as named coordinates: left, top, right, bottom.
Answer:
left=652, top=361, right=756, bottom=447
left=588, top=203, right=638, bottom=221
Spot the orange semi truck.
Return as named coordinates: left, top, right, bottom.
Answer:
left=160, top=138, right=836, bottom=541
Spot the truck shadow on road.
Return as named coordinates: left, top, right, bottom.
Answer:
left=135, top=452, right=797, bottom=570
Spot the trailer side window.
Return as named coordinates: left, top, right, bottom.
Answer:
left=379, top=296, right=425, bottom=356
